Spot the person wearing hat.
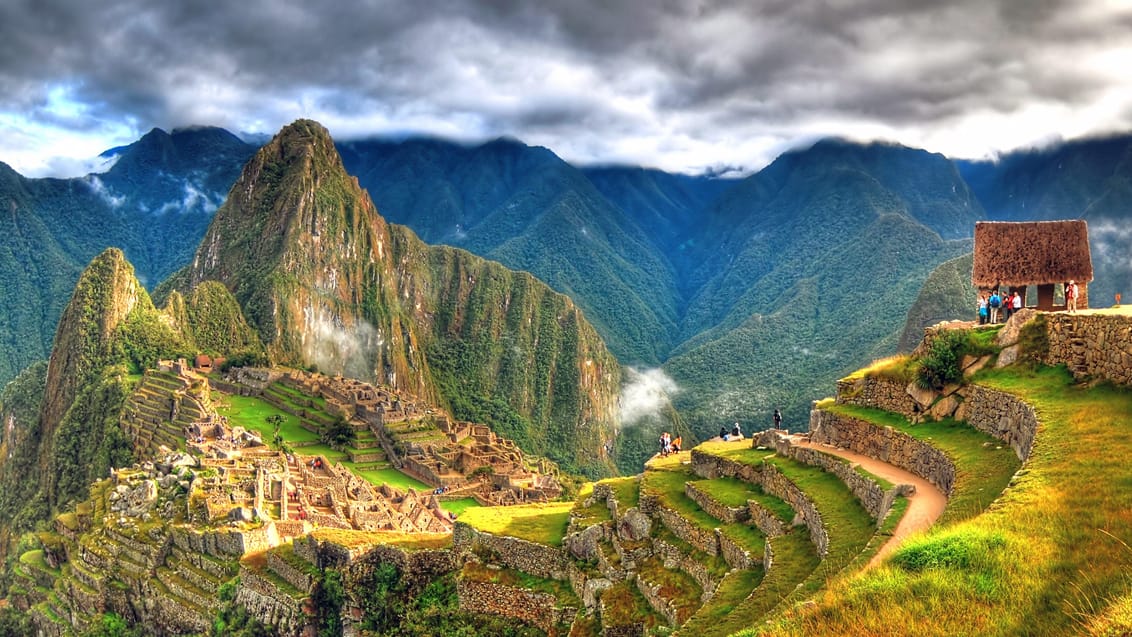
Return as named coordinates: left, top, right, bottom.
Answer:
left=1066, top=280, right=1078, bottom=313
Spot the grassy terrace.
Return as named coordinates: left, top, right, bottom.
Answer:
left=309, top=528, right=453, bottom=551
left=753, top=365, right=1132, bottom=636
left=570, top=482, right=613, bottom=529
left=604, top=475, right=641, bottom=510
left=695, top=441, right=877, bottom=587
left=462, top=561, right=580, bottom=608
left=642, top=453, right=766, bottom=559
left=458, top=502, right=575, bottom=547
left=635, top=555, right=703, bottom=624
left=213, top=392, right=430, bottom=492
left=818, top=399, right=1020, bottom=524
left=688, top=476, right=795, bottom=524
left=599, top=579, right=668, bottom=633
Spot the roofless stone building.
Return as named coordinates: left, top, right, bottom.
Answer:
left=972, top=220, right=1093, bottom=310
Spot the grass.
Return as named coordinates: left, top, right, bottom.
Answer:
left=458, top=502, right=575, bottom=547
left=842, top=354, right=919, bottom=384
left=635, top=556, right=703, bottom=624
left=603, top=476, right=641, bottom=510
left=215, top=394, right=319, bottom=443
left=690, top=476, right=796, bottom=523
left=310, top=528, right=453, bottom=551
left=818, top=400, right=1020, bottom=524
left=19, top=550, right=59, bottom=575
left=571, top=482, right=613, bottom=529
left=750, top=365, right=1132, bottom=636
left=439, top=498, right=481, bottom=517
left=352, top=465, right=429, bottom=491
left=598, top=579, right=668, bottom=632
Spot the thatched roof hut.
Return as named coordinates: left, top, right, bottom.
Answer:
left=971, top=220, right=1093, bottom=310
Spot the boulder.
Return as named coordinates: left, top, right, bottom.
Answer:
left=906, top=382, right=936, bottom=410
left=228, top=507, right=254, bottom=523
left=582, top=577, right=613, bottom=610
left=996, top=345, right=1020, bottom=368
left=963, top=355, right=992, bottom=378
left=566, top=523, right=606, bottom=561
left=996, top=309, right=1039, bottom=347
left=618, top=508, right=652, bottom=542
left=930, top=395, right=959, bottom=420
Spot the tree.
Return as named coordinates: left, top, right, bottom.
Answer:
left=320, top=416, right=356, bottom=452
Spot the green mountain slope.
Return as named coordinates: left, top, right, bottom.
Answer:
left=172, top=120, right=620, bottom=477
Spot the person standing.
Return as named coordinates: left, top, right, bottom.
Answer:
left=1067, top=280, right=1078, bottom=313
left=773, top=409, right=783, bottom=429
left=989, top=290, right=1001, bottom=324
left=978, top=293, right=988, bottom=325
left=1012, top=291, right=1022, bottom=316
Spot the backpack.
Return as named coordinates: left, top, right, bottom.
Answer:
left=990, top=294, right=1001, bottom=308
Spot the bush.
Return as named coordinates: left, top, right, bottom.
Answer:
left=917, top=330, right=968, bottom=390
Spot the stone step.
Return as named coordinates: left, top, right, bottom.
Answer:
left=165, top=556, right=223, bottom=594
left=156, top=566, right=221, bottom=612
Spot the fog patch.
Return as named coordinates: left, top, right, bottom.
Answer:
left=304, top=312, right=379, bottom=381
left=619, top=367, right=679, bottom=427
left=84, top=175, right=125, bottom=207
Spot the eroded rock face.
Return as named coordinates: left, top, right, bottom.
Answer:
left=565, top=523, right=606, bottom=561
left=996, top=309, right=1039, bottom=347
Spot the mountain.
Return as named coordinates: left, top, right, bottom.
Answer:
left=165, top=120, right=620, bottom=477
left=337, top=138, right=694, bottom=366
left=0, top=128, right=255, bottom=385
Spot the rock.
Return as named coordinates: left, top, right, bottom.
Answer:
left=566, top=522, right=606, bottom=561
left=906, top=382, right=936, bottom=410
left=618, top=508, right=652, bottom=542
left=228, top=506, right=254, bottom=523
left=930, top=395, right=959, bottom=420
left=954, top=398, right=969, bottom=422
left=996, top=309, right=1039, bottom=346
left=963, top=355, right=992, bottom=378
left=996, top=345, right=1020, bottom=368
left=168, top=452, right=198, bottom=468
left=583, top=577, right=612, bottom=610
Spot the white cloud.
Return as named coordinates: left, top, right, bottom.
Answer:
left=619, top=367, right=678, bottom=426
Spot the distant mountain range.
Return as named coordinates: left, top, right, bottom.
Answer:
left=3, top=125, right=1132, bottom=463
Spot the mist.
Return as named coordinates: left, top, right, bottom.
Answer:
left=619, top=367, right=679, bottom=427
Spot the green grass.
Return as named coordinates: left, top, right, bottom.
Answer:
left=439, top=498, right=481, bottom=517
left=690, top=477, right=795, bottom=523
left=818, top=400, right=1020, bottom=524
left=598, top=579, right=667, bottom=632
left=571, top=482, right=613, bottom=529
left=603, top=476, right=641, bottom=510
left=752, top=365, right=1132, bottom=637
left=19, top=550, right=59, bottom=575
left=458, top=502, right=575, bottom=547
left=680, top=568, right=766, bottom=636
left=352, top=466, right=429, bottom=491
left=635, top=556, right=703, bottom=624
left=215, top=394, right=318, bottom=443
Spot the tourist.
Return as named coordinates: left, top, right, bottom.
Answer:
left=671, top=437, right=682, bottom=453
left=1067, top=280, right=1078, bottom=313
left=731, top=422, right=742, bottom=439
left=774, top=409, right=783, bottom=429
left=719, top=426, right=728, bottom=441
left=1012, top=291, right=1022, bottom=317
left=989, top=289, right=1001, bottom=324
left=978, top=293, right=988, bottom=325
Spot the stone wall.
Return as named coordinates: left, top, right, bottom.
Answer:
left=690, top=450, right=829, bottom=558
left=1045, top=313, right=1132, bottom=387
left=457, top=579, right=575, bottom=634
left=773, top=439, right=901, bottom=524
left=962, top=385, right=1039, bottom=460
left=266, top=550, right=317, bottom=594
left=835, top=376, right=918, bottom=418
left=234, top=568, right=308, bottom=635
left=684, top=482, right=748, bottom=524
left=453, top=523, right=570, bottom=580
left=808, top=410, right=956, bottom=497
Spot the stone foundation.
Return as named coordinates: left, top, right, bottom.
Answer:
left=1045, top=313, right=1132, bottom=387
left=453, top=523, right=570, bottom=580
left=457, top=579, right=575, bottom=634
left=962, top=385, right=1039, bottom=460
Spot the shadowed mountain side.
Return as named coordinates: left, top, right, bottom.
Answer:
left=338, top=138, right=683, bottom=365
left=898, top=253, right=977, bottom=352
left=667, top=214, right=971, bottom=435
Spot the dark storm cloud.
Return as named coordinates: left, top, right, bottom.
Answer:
left=1, top=0, right=1130, bottom=174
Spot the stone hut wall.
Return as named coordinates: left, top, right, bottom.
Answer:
left=808, top=410, right=956, bottom=497
left=835, top=376, right=918, bottom=418
left=690, top=450, right=829, bottom=558
left=1044, top=313, right=1132, bottom=387
left=457, top=579, right=575, bottom=634
left=453, top=523, right=570, bottom=580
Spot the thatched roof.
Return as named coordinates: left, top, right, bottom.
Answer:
left=971, top=220, right=1093, bottom=287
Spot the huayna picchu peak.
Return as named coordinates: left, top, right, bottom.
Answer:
left=163, top=119, right=621, bottom=479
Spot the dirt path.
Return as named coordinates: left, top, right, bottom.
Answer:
left=786, top=435, right=947, bottom=568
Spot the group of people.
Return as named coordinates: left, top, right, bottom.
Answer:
left=978, top=289, right=1023, bottom=325
left=978, top=280, right=1080, bottom=324
left=658, top=432, right=682, bottom=456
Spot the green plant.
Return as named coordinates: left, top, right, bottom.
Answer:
left=916, top=329, right=968, bottom=390
left=320, top=416, right=356, bottom=452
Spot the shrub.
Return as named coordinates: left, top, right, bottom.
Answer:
left=916, top=330, right=968, bottom=390
left=1017, top=314, right=1050, bottom=366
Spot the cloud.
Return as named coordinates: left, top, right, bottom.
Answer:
left=304, top=313, right=380, bottom=381
left=619, top=367, right=678, bottom=426
left=2, top=0, right=1132, bottom=175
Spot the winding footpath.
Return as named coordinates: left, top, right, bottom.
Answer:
left=785, top=434, right=947, bottom=567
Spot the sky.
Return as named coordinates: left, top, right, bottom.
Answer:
left=2, top=0, right=1132, bottom=178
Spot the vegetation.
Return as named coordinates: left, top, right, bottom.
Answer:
left=457, top=502, right=574, bottom=547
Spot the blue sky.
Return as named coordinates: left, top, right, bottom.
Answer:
left=2, top=0, right=1132, bottom=177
